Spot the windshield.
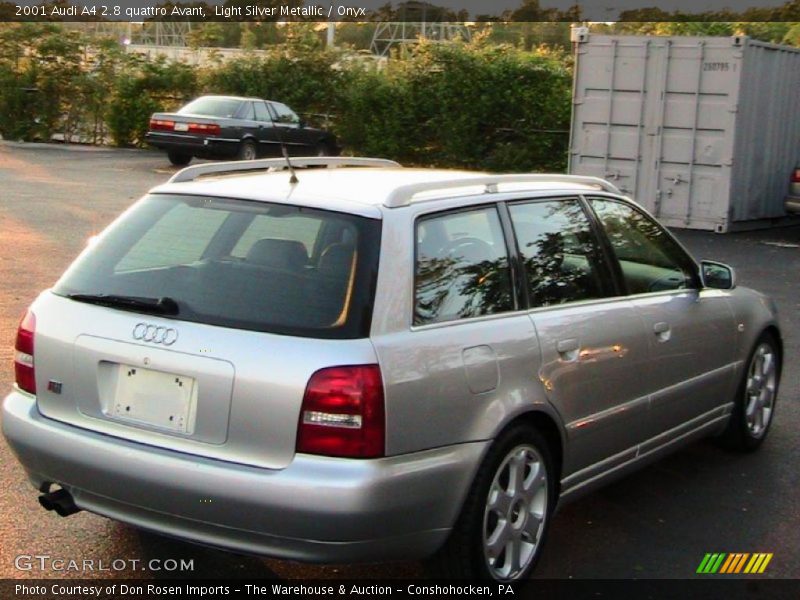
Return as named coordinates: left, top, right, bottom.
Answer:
left=52, top=195, right=381, bottom=339
left=178, top=97, right=243, bottom=118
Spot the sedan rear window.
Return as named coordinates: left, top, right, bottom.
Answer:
left=52, top=195, right=381, bottom=339
left=178, top=98, right=243, bottom=118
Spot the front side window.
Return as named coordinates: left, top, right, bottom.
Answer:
left=415, top=206, right=513, bottom=325
left=509, top=198, right=609, bottom=307
left=253, top=101, right=271, bottom=122
left=53, top=195, right=381, bottom=339
left=589, top=198, right=698, bottom=294
left=271, top=102, right=300, bottom=125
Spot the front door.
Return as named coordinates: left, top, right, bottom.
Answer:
left=587, top=197, right=738, bottom=442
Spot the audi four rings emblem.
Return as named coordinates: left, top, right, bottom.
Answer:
left=132, top=323, right=178, bottom=346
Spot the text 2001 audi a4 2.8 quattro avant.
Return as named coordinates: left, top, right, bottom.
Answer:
left=3, top=157, right=782, bottom=581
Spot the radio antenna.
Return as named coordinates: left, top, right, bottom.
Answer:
left=266, top=101, right=298, bottom=184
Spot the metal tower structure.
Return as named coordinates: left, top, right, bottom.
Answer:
left=135, top=22, right=194, bottom=47
left=370, top=22, right=471, bottom=58
left=64, top=22, right=194, bottom=47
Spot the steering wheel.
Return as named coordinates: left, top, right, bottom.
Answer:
left=442, top=237, right=494, bottom=264
left=647, top=271, right=686, bottom=292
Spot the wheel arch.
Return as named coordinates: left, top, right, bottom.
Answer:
left=763, top=325, right=783, bottom=362
left=498, top=410, right=565, bottom=498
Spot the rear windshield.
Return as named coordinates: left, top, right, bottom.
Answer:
left=178, top=98, right=243, bottom=118
left=52, top=195, right=381, bottom=339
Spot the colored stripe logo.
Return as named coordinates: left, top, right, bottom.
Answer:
left=697, top=553, right=773, bottom=574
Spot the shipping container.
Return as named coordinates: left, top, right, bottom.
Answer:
left=568, top=33, right=800, bottom=231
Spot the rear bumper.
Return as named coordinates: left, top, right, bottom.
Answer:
left=2, top=390, right=487, bottom=563
left=144, top=132, right=239, bottom=158
left=786, top=195, right=800, bottom=214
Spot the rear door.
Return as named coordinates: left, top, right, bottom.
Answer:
left=252, top=100, right=281, bottom=155
left=506, top=197, right=652, bottom=481
left=227, top=100, right=259, bottom=146
left=586, top=196, right=737, bottom=442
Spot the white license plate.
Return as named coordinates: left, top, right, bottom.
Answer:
left=174, top=122, right=189, bottom=132
left=105, top=364, right=197, bottom=434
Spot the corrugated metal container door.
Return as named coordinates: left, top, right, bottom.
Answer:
left=569, top=34, right=800, bottom=232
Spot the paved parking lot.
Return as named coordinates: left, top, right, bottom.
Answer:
left=0, top=142, right=798, bottom=580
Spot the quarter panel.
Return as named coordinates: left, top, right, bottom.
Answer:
left=374, top=315, right=544, bottom=455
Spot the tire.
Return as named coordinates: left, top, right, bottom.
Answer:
left=426, top=424, right=556, bottom=581
left=238, top=140, right=257, bottom=161
left=167, top=151, right=192, bottom=166
left=718, top=332, right=781, bottom=452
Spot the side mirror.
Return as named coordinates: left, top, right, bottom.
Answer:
left=700, top=260, right=736, bottom=290
left=297, top=119, right=306, bottom=128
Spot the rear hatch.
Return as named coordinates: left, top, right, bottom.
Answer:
left=32, top=192, right=381, bottom=469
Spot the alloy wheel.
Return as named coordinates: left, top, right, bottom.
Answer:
left=482, top=444, right=548, bottom=581
left=744, top=342, right=777, bottom=438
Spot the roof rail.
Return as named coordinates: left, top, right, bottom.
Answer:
left=384, top=174, right=622, bottom=208
left=169, top=157, right=401, bottom=184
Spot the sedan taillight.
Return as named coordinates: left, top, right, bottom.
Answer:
left=149, top=119, right=174, bottom=131
left=791, top=167, right=800, bottom=183
left=14, top=309, right=36, bottom=394
left=188, top=123, right=221, bottom=135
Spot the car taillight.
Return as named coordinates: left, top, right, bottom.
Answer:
left=791, top=167, right=800, bottom=183
left=14, top=309, right=35, bottom=394
left=296, top=365, right=385, bottom=459
left=188, top=123, right=221, bottom=135
left=149, top=118, right=174, bottom=131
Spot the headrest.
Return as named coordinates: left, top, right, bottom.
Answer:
left=246, top=238, right=308, bottom=271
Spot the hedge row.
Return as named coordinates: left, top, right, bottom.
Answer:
left=0, top=24, right=572, bottom=172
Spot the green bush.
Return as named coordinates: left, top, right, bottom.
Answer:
left=107, top=57, right=197, bottom=147
left=0, top=23, right=572, bottom=172
left=335, top=42, right=572, bottom=171
left=201, top=46, right=344, bottom=117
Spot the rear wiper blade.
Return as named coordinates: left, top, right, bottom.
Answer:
left=67, top=294, right=180, bottom=315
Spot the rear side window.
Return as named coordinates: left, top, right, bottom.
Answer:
left=415, top=206, right=513, bottom=325
left=53, top=195, right=381, bottom=339
left=509, top=199, right=609, bottom=307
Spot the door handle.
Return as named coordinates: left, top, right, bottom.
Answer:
left=653, top=321, right=671, bottom=341
left=556, top=338, right=580, bottom=361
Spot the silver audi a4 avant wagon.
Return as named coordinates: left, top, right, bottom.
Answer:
left=3, top=157, right=783, bottom=581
